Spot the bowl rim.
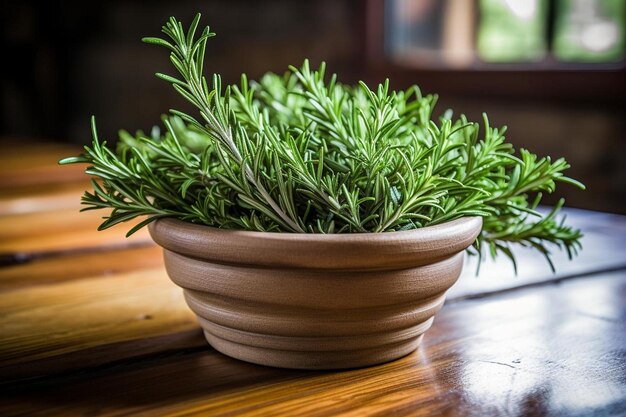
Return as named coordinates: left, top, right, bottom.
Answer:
left=150, top=216, right=482, bottom=239
left=148, top=216, right=483, bottom=270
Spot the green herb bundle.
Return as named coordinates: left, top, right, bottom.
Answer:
left=60, top=14, right=585, bottom=270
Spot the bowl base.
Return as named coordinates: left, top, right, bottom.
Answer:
left=203, top=330, right=425, bottom=370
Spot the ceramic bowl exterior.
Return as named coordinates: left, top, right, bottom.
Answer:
left=149, top=217, right=482, bottom=369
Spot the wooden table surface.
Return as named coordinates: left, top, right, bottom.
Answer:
left=1, top=141, right=625, bottom=417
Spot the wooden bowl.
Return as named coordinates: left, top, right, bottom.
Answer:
left=148, top=217, right=482, bottom=369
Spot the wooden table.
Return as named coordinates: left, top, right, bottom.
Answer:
left=1, top=141, right=625, bottom=416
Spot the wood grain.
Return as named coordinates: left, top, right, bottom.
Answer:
left=0, top=180, right=90, bottom=216
left=0, top=268, right=196, bottom=369
left=1, top=272, right=624, bottom=416
left=0, top=245, right=162, bottom=291
left=0, top=208, right=152, bottom=257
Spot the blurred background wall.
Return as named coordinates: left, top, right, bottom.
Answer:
left=1, top=0, right=624, bottom=212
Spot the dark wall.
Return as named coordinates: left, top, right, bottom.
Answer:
left=1, top=0, right=362, bottom=143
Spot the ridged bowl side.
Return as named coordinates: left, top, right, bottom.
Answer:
left=149, top=217, right=482, bottom=369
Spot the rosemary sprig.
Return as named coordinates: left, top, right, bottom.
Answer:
left=60, top=14, right=585, bottom=270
